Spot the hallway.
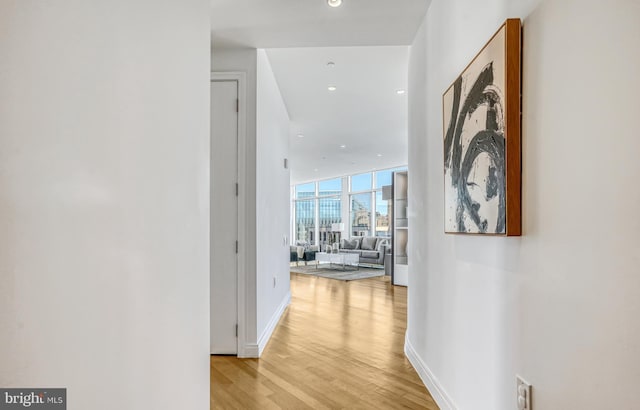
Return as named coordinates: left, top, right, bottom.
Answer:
left=211, top=273, right=438, bottom=409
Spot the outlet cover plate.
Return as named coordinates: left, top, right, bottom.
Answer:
left=516, top=375, right=532, bottom=410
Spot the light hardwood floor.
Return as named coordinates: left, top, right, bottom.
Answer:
left=211, top=272, right=439, bottom=410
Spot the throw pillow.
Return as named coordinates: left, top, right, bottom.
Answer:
left=361, top=237, right=377, bottom=251
left=342, top=239, right=359, bottom=250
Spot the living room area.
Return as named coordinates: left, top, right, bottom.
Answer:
left=289, top=167, right=408, bottom=283
left=265, top=44, right=411, bottom=285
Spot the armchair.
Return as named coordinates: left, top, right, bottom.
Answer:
left=302, top=245, right=319, bottom=264
left=290, top=245, right=305, bottom=265
left=290, top=242, right=319, bottom=265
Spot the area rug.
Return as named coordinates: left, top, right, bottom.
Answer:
left=290, top=263, right=385, bottom=281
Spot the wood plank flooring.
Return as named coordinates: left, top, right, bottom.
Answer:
left=211, top=273, right=439, bottom=409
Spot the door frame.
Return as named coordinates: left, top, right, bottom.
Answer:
left=210, top=71, right=247, bottom=356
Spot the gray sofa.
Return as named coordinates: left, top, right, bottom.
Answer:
left=338, top=236, right=389, bottom=266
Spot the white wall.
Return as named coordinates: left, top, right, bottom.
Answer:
left=0, top=1, right=211, bottom=409
left=256, top=50, right=291, bottom=352
left=407, top=1, right=640, bottom=409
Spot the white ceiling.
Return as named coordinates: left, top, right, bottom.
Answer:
left=211, top=0, right=431, bottom=49
left=211, top=0, right=430, bottom=184
left=266, top=46, right=409, bottom=183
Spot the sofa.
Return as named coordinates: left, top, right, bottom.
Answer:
left=338, top=236, right=389, bottom=266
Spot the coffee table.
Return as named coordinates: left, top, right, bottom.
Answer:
left=315, top=252, right=359, bottom=271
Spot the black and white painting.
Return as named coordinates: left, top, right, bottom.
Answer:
left=443, top=25, right=510, bottom=234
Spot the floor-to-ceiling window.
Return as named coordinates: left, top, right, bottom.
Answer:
left=349, top=172, right=373, bottom=237
left=318, top=178, right=342, bottom=247
left=373, top=168, right=399, bottom=238
left=350, top=192, right=371, bottom=237
left=375, top=190, right=389, bottom=237
left=295, top=182, right=316, bottom=243
left=292, top=166, right=406, bottom=245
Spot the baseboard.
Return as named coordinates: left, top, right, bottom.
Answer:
left=238, top=343, right=259, bottom=358
left=257, top=291, right=291, bottom=356
left=405, top=336, right=458, bottom=410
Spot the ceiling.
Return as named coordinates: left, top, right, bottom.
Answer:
left=211, top=0, right=431, bottom=184
left=210, top=0, right=431, bottom=49
left=266, top=46, right=409, bottom=183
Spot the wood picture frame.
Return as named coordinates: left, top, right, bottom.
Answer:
left=442, top=18, right=522, bottom=236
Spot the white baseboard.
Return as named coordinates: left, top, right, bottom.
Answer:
left=405, top=336, right=458, bottom=410
left=238, top=343, right=259, bottom=358
left=257, top=291, right=291, bottom=356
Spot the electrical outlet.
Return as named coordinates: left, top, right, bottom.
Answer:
left=516, top=375, right=532, bottom=410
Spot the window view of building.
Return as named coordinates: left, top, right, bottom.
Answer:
left=318, top=177, right=342, bottom=244
left=295, top=182, right=315, bottom=199
left=295, top=200, right=315, bottom=243
left=292, top=166, right=406, bottom=246
left=350, top=193, right=371, bottom=237
left=319, top=178, right=341, bottom=196
left=375, top=191, right=390, bottom=237
left=373, top=168, right=400, bottom=237
left=319, top=197, right=341, bottom=244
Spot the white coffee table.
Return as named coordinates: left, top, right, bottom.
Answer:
left=315, top=252, right=359, bottom=271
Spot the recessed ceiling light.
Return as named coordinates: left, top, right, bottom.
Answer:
left=328, top=86, right=337, bottom=91
left=314, top=168, right=319, bottom=172
left=340, top=144, right=346, bottom=149
left=377, top=154, right=383, bottom=157
left=297, top=134, right=305, bottom=138
left=327, top=0, right=342, bottom=7
left=327, top=61, right=335, bottom=68
left=396, top=89, right=406, bottom=95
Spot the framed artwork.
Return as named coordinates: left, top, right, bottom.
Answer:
left=442, top=18, right=522, bottom=236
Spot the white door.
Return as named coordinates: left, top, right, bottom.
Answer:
left=210, top=80, right=238, bottom=354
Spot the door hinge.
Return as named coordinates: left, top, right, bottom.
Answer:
left=235, top=324, right=238, bottom=337
left=235, top=240, right=238, bottom=254
left=236, top=99, right=239, bottom=113
left=235, top=183, right=239, bottom=196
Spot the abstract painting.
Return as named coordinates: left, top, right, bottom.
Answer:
left=443, top=19, right=522, bottom=236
